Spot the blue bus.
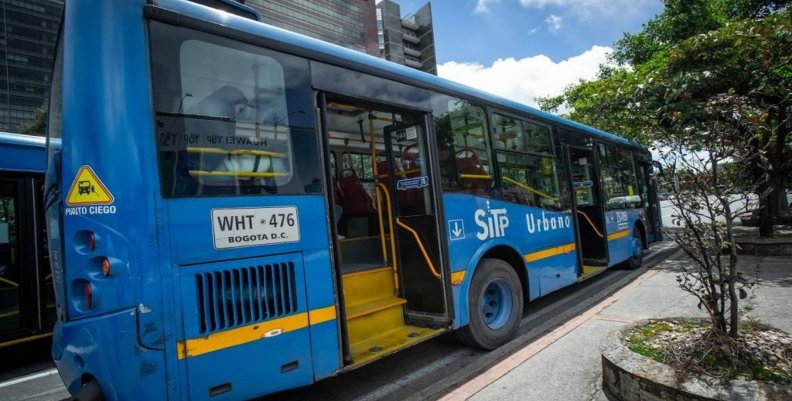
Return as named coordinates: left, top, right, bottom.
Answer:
left=0, top=132, right=56, bottom=348
left=45, top=1, right=662, bottom=399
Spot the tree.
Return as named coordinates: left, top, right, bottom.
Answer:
left=539, top=1, right=791, bottom=236
left=18, top=102, right=48, bottom=136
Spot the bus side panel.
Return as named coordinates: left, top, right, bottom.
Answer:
left=57, top=0, right=169, bottom=397
left=52, top=309, right=166, bottom=400
left=442, top=193, right=576, bottom=328
left=605, top=209, right=643, bottom=266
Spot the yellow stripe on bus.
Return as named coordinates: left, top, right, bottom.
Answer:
left=308, top=305, right=337, bottom=325
left=607, top=230, right=630, bottom=241
left=178, top=306, right=336, bottom=360
left=524, top=243, right=576, bottom=263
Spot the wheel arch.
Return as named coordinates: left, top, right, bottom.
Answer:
left=455, top=241, right=529, bottom=329
left=634, top=218, right=647, bottom=249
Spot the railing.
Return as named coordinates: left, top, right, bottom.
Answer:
left=375, top=183, right=399, bottom=290
left=395, top=218, right=441, bottom=279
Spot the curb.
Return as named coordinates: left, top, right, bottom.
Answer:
left=602, top=318, right=792, bottom=401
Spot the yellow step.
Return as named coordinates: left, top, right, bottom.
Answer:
left=348, top=325, right=442, bottom=367
left=346, top=296, right=406, bottom=345
left=346, top=296, right=407, bottom=320
left=579, top=264, right=608, bottom=281
left=342, top=266, right=396, bottom=306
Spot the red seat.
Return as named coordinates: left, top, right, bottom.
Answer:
left=455, top=148, right=490, bottom=195
left=339, top=168, right=375, bottom=216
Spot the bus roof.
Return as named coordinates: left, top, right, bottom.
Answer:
left=0, top=132, right=51, bottom=173
left=159, top=0, right=647, bottom=151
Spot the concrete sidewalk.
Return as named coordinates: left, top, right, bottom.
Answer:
left=442, top=252, right=792, bottom=401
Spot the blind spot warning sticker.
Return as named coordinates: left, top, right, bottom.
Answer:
left=66, top=165, right=115, bottom=206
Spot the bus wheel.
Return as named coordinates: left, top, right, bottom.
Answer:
left=626, top=228, right=644, bottom=269
left=456, top=259, right=523, bottom=350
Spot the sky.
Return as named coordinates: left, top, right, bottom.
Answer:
left=395, top=0, right=664, bottom=109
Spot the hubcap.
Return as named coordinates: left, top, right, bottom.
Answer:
left=481, top=279, right=513, bottom=330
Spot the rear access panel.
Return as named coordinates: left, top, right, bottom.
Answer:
left=178, top=252, right=314, bottom=400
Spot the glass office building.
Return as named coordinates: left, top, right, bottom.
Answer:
left=243, top=0, right=379, bottom=56
left=0, top=0, right=63, bottom=133
left=377, top=0, right=437, bottom=75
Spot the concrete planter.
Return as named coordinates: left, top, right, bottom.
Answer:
left=601, top=318, right=792, bottom=401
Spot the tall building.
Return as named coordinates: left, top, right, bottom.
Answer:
left=0, top=0, right=63, bottom=133
left=376, top=0, right=436, bottom=75
left=242, top=0, right=379, bottom=56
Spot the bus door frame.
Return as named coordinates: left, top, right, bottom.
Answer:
left=382, top=113, right=451, bottom=325
left=565, top=144, right=609, bottom=269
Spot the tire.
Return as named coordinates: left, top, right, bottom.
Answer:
left=625, top=227, right=644, bottom=269
left=455, top=258, right=523, bottom=350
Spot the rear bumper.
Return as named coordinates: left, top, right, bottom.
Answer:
left=52, top=308, right=168, bottom=400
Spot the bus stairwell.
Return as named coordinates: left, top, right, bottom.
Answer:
left=325, top=99, right=449, bottom=368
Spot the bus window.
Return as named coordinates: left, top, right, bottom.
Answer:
left=435, top=99, right=493, bottom=195
left=149, top=22, right=321, bottom=197
left=599, top=143, right=640, bottom=209
left=492, top=113, right=561, bottom=210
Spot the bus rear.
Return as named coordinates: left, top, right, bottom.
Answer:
left=46, top=1, right=339, bottom=399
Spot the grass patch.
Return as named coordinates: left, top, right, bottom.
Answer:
left=626, top=319, right=792, bottom=385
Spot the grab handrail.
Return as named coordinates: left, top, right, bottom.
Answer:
left=375, top=183, right=400, bottom=289
left=186, top=147, right=286, bottom=158
left=395, top=218, right=441, bottom=279
left=501, top=176, right=558, bottom=201
left=188, top=170, right=289, bottom=178
left=576, top=210, right=604, bottom=238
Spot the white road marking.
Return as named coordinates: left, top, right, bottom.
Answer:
left=0, top=369, right=58, bottom=389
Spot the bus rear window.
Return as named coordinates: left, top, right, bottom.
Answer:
left=149, top=22, right=321, bottom=197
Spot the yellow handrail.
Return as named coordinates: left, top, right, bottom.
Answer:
left=502, top=176, right=558, bottom=201
left=459, top=173, right=492, bottom=180
left=186, top=147, right=286, bottom=158
left=375, top=183, right=400, bottom=290
left=188, top=170, right=289, bottom=178
left=576, top=210, right=604, bottom=238
left=375, top=186, right=389, bottom=265
left=395, top=218, right=441, bottom=279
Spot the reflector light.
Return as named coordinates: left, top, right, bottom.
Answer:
left=101, top=258, right=111, bottom=277
left=84, top=283, right=93, bottom=310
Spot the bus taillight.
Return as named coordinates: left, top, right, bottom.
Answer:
left=84, top=282, right=93, bottom=310
left=88, top=233, right=96, bottom=251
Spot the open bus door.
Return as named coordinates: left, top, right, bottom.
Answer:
left=320, top=96, right=450, bottom=369
left=638, top=160, right=662, bottom=242
left=566, top=146, right=609, bottom=279
left=382, top=118, right=449, bottom=319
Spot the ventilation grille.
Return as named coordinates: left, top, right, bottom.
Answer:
left=195, top=262, right=298, bottom=335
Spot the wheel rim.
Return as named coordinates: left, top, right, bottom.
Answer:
left=632, top=232, right=642, bottom=263
left=481, top=278, right=513, bottom=330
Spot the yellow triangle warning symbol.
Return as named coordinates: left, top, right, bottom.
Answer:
left=66, top=165, right=115, bottom=206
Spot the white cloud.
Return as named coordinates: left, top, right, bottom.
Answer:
left=527, top=27, right=539, bottom=35
left=545, top=14, right=562, bottom=33
left=474, top=0, right=501, bottom=14
left=437, top=45, right=613, bottom=110
left=519, top=0, right=655, bottom=17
